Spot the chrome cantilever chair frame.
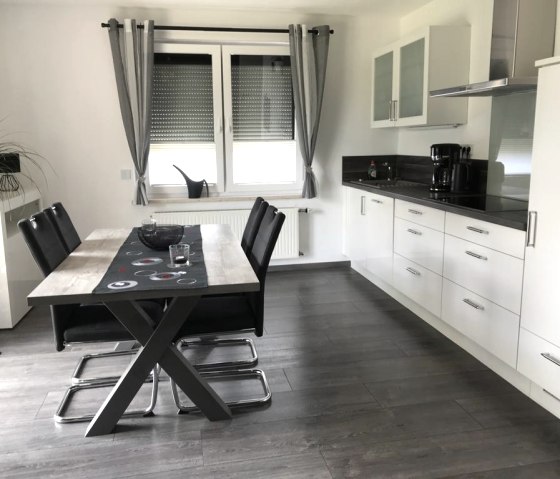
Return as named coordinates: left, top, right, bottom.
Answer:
left=170, top=368, right=270, bottom=413
left=171, top=205, right=285, bottom=413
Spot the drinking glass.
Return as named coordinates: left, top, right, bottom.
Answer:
left=141, top=218, right=157, bottom=233
left=169, top=243, right=190, bottom=268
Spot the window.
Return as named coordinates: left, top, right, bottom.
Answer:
left=147, top=42, right=301, bottom=199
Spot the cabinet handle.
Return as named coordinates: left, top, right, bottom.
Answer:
left=360, top=196, right=366, bottom=216
left=406, top=266, right=421, bottom=276
left=393, top=100, right=398, bottom=121
left=408, top=209, right=423, bottom=215
left=541, top=352, right=560, bottom=368
left=527, top=211, right=537, bottom=247
left=467, top=226, right=489, bottom=235
left=465, top=250, right=488, bottom=261
left=543, top=389, right=560, bottom=402
left=371, top=198, right=383, bottom=204
left=388, top=101, right=393, bottom=121
left=407, top=228, right=422, bottom=236
left=462, top=298, right=485, bottom=311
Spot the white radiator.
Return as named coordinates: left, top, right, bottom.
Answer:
left=153, top=208, right=299, bottom=259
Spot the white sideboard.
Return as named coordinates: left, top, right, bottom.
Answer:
left=0, top=187, right=43, bottom=328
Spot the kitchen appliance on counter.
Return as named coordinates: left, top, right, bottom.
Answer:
left=430, top=143, right=461, bottom=192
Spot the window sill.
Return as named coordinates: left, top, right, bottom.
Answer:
left=148, top=193, right=303, bottom=205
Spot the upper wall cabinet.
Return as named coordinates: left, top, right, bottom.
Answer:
left=371, top=26, right=470, bottom=128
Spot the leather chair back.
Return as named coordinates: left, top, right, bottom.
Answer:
left=18, top=211, right=69, bottom=277
left=241, top=197, right=267, bottom=255
left=248, top=205, right=285, bottom=336
left=44, top=202, right=81, bottom=253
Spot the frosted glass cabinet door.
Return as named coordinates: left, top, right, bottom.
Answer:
left=399, top=38, right=425, bottom=120
left=372, top=51, right=393, bottom=124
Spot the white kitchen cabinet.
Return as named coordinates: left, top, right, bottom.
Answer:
left=518, top=328, right=560, bottom=401
left=394, top=217, right=444, bottom=275
left=343, top=186, right=368, bottom=270
left=445, top=212, right=526, bottom=260
left=442, top=279, right=520, bottom=368
left=343, top=187, right=394, bottom=284
left=520, top=57, right=560, bottom=349
left=365, top=192, right=394, bottom=284
left=395, top=199, right=445, bottom=231
left=0, top=187, right=43, bottom=328
left=393, top=253, right=442, bottom=317
left=371, top=26, right=470, bottom=128
left=443, top=234, right=524, bottom=315
left=392, top=200, right=444, bottom=315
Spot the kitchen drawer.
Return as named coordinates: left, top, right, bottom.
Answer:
left=393, top=253, right=442, bottom=317
left=394, top=217, right=444, bottom=274
left=441, top=279, right=520, bottom=368
left=445, top=212, right=526, bottom=259
left=518, top=327, right=560, bottom=401
left=443, top=234, right=523, bottom=314
left=395, top=200, right=445, bottom=232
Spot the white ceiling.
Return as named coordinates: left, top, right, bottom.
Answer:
left=0, top=0, right=434, bottom=16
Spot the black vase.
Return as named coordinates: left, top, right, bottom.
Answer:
left=173, top=165, right=209, bottom=198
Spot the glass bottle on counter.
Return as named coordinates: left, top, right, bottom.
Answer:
left=368, top=160, right=377, bottom=179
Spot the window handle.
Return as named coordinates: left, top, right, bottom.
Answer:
left=218, top=117, right=223, bottom=134
left=228, top=117, right=233, bottom=134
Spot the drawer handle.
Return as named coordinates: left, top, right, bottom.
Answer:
left=371, top=198, right=383, bottom=204
left=543, top=389, right=560, bottom=402
left=462, top=298, right=485, bottom=311
left=465, top=250, right=488, bottom=261
left=407, top=228, right=422, bottom=236
left=541, top=352, right=560, bottom=368
left=406, top=266, right=421, bottom=276
left=408, top=209, right=423, bottom=215
left=467, top=226, right=489, bottom=235
left=360, top=196, right=366, bottom=216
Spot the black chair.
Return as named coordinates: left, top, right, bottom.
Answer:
left=240, top=197, right=267, bottom=255
left=18, top=211, right=162, bottom=423
left=170, top=204, right=285, bottom=412
left=176, top=197, right=270, bottom=371
left=43, top=202, right=81, bottom=254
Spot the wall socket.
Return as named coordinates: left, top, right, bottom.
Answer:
left=120, top=169, right=132, bottom=180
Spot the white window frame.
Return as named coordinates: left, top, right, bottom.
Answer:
left=222, top=44, right=303, bottom=195
left=147, top=42, right=224, bottom=199
left=147, top=40, right=303, bottom=200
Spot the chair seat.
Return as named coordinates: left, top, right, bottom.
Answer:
left=175, top=295, right=257, bottom=338
left=63, top=301, right=163, bottom=344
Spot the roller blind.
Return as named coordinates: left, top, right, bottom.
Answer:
left=231, top=55, right=294, bottom=141
left=151, top=53, right=214, bottom=143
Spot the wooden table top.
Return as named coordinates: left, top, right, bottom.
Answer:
left=27, top=224, right=259, bottom=306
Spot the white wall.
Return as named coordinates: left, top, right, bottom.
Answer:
left=0, top=3, right=399, bottom=265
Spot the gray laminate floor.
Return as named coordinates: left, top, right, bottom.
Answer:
left=1, top=266, right=560, bottom=478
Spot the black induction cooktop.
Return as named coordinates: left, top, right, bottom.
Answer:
left=428, top=193, right=528, bottom=212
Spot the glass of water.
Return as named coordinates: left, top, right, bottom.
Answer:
left=169, top=243, right=190, bottom=268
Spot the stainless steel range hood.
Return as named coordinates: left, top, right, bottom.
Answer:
left=430, top=0, right=557, bottom=98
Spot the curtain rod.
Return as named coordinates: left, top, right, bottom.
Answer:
left=100, top=22, right=334, bottom=35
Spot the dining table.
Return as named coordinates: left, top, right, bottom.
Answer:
left=27, top=224, right=260, bottom=437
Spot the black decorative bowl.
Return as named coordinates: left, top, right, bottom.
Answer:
left=137, top=224, right=184, bottom=251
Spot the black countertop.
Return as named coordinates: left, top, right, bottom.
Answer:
left=343, top=180, right=528, bottom=231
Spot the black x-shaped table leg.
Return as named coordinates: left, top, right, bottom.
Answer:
left=85, top=296, right=232, bottom=437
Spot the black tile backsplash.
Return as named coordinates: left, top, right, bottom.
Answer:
left=342, top=155, right=488, bottom=194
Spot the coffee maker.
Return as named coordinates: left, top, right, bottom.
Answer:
left=430, top=143, right=461, bottom=192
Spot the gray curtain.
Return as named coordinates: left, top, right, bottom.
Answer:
left=289, top=24, right=330, bottom=199
left=108, top=18, right=154, bottom=206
